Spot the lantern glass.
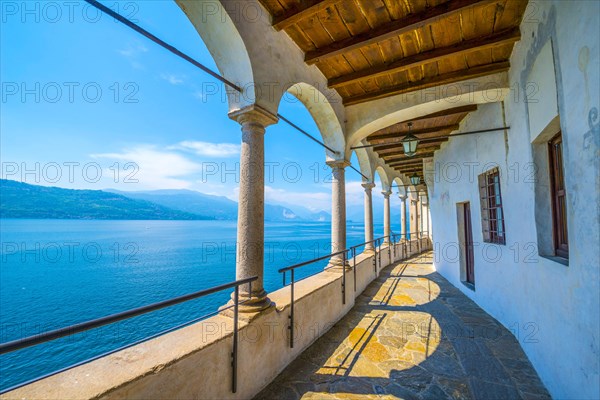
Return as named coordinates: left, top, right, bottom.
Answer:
left=410, top=174, right=420, bottom=186
left=401, top=134, right=419, bottom=157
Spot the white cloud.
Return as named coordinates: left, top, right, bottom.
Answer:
left=217, top=186, right=331, bottom=211
left=118, top=44, right=148, bottom=69
left=264, top=186, right=331, bottom=212
left=160, top=73, right=184, bottom=85
left=118, top=44, right=148, bottom=58
left=170, top=141, right=240, bottom=158
left=193, top=91, right=207, bottom=101
left=192, top=181, right=238, bottom=199
left=345, top=180, right=367, bottom=207
left=91, top=145, right=201, bottom=190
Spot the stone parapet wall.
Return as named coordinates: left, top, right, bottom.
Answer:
left=3, top=245, right=431, bottom=400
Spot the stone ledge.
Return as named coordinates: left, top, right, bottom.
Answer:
left=2, top=250, right=382, bottom=400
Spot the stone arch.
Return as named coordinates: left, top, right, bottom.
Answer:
left=352, top=146, right=374, bottom=182
left=283, top=83, right=346, bottom=161
left=374, top=165, right=391, bottom=191
left=393, top=177, right=408, bottom=197
left=176, top=0, right=254, bottom=111
left=345, top=74, right=510, bottom=149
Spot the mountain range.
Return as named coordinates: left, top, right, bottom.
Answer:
left=0, top=180, right=331, bottom=222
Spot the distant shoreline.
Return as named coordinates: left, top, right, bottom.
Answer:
left=0, top=218, right=341, bottom=223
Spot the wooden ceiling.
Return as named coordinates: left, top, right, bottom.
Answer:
left=258, top=0, right=527, bottom=105
left=257, top=0, right=526, bottom=180
left=364, top=104, right=477, bottom=178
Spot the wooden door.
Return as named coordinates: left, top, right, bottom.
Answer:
left=464, top=202, right=475, bottom=285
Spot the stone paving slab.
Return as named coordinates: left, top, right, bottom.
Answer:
left=255, top=252, right=551, bottom=400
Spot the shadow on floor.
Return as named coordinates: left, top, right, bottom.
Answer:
left=255, top=253, right=550, bottom=400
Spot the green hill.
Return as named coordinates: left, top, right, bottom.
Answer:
left=0, top=180, right=211, bottom=220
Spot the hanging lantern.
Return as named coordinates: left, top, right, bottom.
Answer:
left=401, top=122, right=419, bottom=157
left=410, top=173, right=421, bottom=186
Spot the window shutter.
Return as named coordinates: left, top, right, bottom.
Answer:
left=478, top=173, right=491, bottom=242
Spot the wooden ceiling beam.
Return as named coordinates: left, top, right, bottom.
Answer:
left=396, top=170, right=424, bottom=176
left=383, top=150, right=437, bottom=162
left=372, top=143, right=405, bottom=152
left=395, top=167, right=425, bottom=174
left=397, top=169, right=424, bottom=176
left=378, top=144, right=442, bottom=157
left=375, top=139, right=448, bottom=153
left=269, top=0, right=343, bottom=31
left=387, top=153, right=435, bottom=165
left=389, top=162, right=423, bottom=169
left=405, top=105, right=478, bottom=122
left=305, top=0, right=497, bottom=64
left=396, top=166, right=424, bottom=172
left=344, top=61, right=510, bottom=106
left=329, top=28, right=520, bottom=88
left=369, top=125, right=459, bottom=142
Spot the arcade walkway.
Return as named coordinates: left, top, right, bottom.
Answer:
left=257, top=253, right=550, bottom=400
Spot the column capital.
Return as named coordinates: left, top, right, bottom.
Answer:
left=228, top=104, right=278, bottom=128
left=326, top=159, right=351, bottom=170
left=381, top=190, right=392, bottom=198
left=361, top=182, right=376, bottom=191
left=398, top=194, right=408, bottom=201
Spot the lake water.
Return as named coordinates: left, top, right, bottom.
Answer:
left=0, top=219, right=384, bottom=391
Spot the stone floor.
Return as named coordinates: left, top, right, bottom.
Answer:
left=256, top=252, right=551, bottom=400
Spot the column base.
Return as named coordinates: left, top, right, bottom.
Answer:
left=363, top=247, right=375, bottom=255
left=219, top=289, right=274, bottom=316
left=327, top=256, right=351, bottom=271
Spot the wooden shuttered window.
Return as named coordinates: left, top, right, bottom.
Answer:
left=549, top=132, right=569, bottom=258
left=478, top=168, right=506, bottom=245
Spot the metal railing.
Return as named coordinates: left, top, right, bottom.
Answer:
left=0, top=231, right=432, bottom=392
left=278, top=231, right=430, bottom=348
left=0, top=276, right=258, bottom=394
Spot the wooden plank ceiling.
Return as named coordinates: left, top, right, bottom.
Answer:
left=365, top=104, right=476, bottom=178
left=258, top=0, right=527, bottom=177
left=258, top=0, right=526, bottom=105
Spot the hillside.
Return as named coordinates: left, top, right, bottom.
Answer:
left=0, top=180, right=332, bottom=222
left=0, top=180, right=211, bottom=220
left=109, top=189, right=331, bottom=222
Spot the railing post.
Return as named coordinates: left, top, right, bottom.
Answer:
left=378, top=239, right=381, bottom=270
left=289, top=269, right=295, bottom=348
left=352, top=247, right=357, bottom=293
left=232, top=285, right=239, bottom=393
left=342, top=251, right=346, bottom=305
left=373, top=240, right=377, bottom=274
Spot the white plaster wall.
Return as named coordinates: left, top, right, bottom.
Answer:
left=429, top=2, right=600, bottom=398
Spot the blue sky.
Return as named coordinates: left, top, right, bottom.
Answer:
left=0, top=0, right=397, bottom=221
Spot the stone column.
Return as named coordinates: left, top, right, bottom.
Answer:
left=425, top=196, right=431, bottom=237
left=362, top=182, right=375, bottom=253
left=422, top=194, right=429, bottom=238
left=419, top=191, right=424, bottom=239
left=328, top=159, right=350, bottom=268
left=382, top=190, right=392, bottom=244
left=399, top=194, right=408, bottom=240
left=410, top=197, right=419, bottom=241
left=228, top=105, right=278, bottom=312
